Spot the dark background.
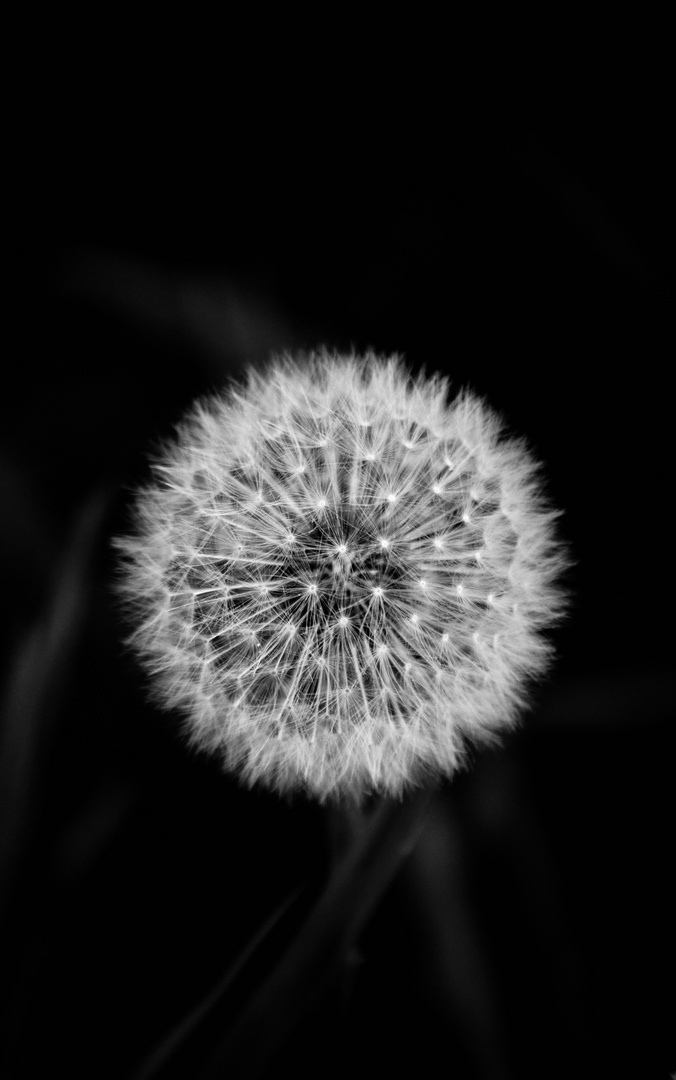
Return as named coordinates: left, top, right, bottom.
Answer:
left=2, top=80, right=674, bottom=1080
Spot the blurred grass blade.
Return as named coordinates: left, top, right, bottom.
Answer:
left=0, top=491, right=108, bottom=920
left=199, top=784, right=436, bottom=1080
left=132, top=883, right=307, bottom=1080
left=128, top=786, right=434, bottom=1080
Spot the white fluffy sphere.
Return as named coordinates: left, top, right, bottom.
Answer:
left=116, top=352, right=567, bottom=800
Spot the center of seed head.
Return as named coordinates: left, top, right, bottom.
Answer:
left=331, top=540, right=352, bottom=581
left=291, top=508, right=402, bottom=613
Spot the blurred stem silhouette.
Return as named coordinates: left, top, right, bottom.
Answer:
left=199, top=784, right=436, bottom=1080
left=132, top=785, right=436, bottom=1080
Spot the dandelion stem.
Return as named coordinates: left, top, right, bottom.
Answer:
left=199, top=782, right=437, bottom=1080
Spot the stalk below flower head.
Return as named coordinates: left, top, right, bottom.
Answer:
left=116, top=352, right=567, bottom=801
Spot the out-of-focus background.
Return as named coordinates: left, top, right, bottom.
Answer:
left=2, top=77, right=674, bottom=1080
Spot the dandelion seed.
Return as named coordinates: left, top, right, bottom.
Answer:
left=115, top=350, right=567, bottom=801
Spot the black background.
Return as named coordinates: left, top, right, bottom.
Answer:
left=2, top=67, right=674, bottom=1080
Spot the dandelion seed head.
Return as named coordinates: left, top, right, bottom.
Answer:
left=115, top=350, right=567, bottom=801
